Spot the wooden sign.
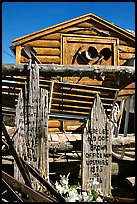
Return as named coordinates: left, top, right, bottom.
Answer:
left=82, top=94, right=112, bottom=196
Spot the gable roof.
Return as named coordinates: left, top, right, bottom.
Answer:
left=12, top=12, right=135, bottom=46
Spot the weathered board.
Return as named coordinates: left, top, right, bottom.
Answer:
left=14, top=88, right=27, bottom=183
left=82, top=93, right=112, bottom=195
left=14, top=63, right=49, bottom=190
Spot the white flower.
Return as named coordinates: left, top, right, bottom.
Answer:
left=96, top=196, right=103, bottom=202
left=55, top=174, right=105, bottom=202
left=82, top=192, right=94, bottom=202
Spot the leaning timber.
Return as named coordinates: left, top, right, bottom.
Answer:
left=2, top=64, right=135, bottom=78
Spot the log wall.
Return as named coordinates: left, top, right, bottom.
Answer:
left=15, top=20, right=134, bottom=66
left=7, top=17, right=135, bottom=132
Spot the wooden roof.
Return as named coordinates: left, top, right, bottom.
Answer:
left=12, top=12, right=135, bottom=46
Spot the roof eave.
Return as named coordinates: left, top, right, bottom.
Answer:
left=12, top=12, right=135, bottom=46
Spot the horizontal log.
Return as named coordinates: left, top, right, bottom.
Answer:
left=119, top=53, right=133, bottom=60
left=34, top=47, right=60, bottom=56
left=49, top=135, right=135, bottom=153
left=119, top=39, right=135, bottom=47
left=112, top=135, right=135, bottom=146
left=23, top=39, right=60, bottom=48
left=2, top=64, right=135, bottom=78
left=41, top=33, right=61, bottom=40
left=119, top=45, right=135, bottom=53
left=20, top=56, right=60, bottom=64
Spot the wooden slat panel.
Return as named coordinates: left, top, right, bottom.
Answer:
left=50, top=108, right=89, bottom=116
left=52, top=98, right=113, bottom=107
left=52, top=92, right=115, bottom=102
left=51, top=103, right=112, bottom=114
left=2, top=81, right=25, bottom=88
left=2, top=94, right=18, bottom=100
left=51, top=104, right=91, bottom=113
left=2, top=76, right=26, bottom=82
left=2, top=88, right=20, bottom=94
left=53, top=80, right=118, bottom=91
left=53, top=88, right=116, bottom=98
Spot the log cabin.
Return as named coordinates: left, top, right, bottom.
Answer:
left=3, top=12, right=135, bottom=133
left=2, top=13, right=135, bottom=199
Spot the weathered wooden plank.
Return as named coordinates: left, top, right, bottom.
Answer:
left=13, top=63, right=49, bottom=190
left=112, top=135, right=135, bottom=146
left=24, top=63, right=49, bottom=189
left=20, top=157, right=65, bottom=202
left=14, top=89, right=28, bottom=183
left=51, top=104, right=90, bottom=113
left=53, top=80, right=118, bottom=91
left=49, top=81, right=54, bottom=113
left=82, top=94, right=112, bottom=195
left=2, top=81, right=25, bottom=88
left=53, top=88, right=115, bottom=98
left=37, top=88, right=49, bottom=181
left=2, top=171, right=54, bottom=202
left=2, top=179, right=23, bottom=202
left=2, top=122, right=32, bottom=188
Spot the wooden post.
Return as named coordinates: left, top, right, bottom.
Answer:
left=15, top=62, right=49, bottom=190
left=14, top=89, right=29, bottom=183
left=82, top=94, right=112, bottom=196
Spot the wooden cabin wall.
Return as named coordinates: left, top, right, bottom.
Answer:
left=13, top=19, right=135, bottom=133
left=17, top=19, right=135, bottom=66
left=16, top=22, right=135, bottom=87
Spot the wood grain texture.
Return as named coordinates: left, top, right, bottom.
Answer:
left=82, top=94, right=112, bottom=195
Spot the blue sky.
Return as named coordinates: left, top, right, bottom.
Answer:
left=2, top=2, right=135, bottom=64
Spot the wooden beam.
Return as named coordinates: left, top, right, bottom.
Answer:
left=2, top=171, right=55, bottom=202
left=48, top=81, right=54, bottom=113
left=2, top=64, right=135, bottom=78
left=20, top=157, right=65, bottom=202
left=2, top=179, right=23, bottom=202
left=2, top=121, right=32, bottom=188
